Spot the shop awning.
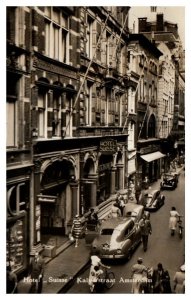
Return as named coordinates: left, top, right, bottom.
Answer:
left=140, top=151, right=165, bottom=162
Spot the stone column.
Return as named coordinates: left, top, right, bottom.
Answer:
left=118, top=164, right=124, bottom=190
left=70, top=181, right=78, bottom=217
left=31, top=159, right=43, bottom=254
left=110, top=167, right=117, bottom=194
left=87, top=174, right=98, bottom=207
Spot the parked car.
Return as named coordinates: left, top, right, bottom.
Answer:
left=140, top=189, right=165, bottom=211
left=91, top=204, right=144, bottom=260
left=123, top=202, right=145, bottom=222
left=160, top=172, right=178, bottom=190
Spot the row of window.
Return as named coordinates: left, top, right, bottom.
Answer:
left=138, top=78, right=157, bottom=103
left=7, top=78, right=129, bottom=146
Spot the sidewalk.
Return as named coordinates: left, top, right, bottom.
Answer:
left=42, top=239, right=90, bottom=293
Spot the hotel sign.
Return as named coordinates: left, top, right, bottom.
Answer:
left=100, top=139, right=117, bottom=154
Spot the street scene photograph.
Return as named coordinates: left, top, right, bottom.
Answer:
left=5, top=3, right=186, bottom=295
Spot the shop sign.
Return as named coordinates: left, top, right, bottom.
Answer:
left=100, top=139, right=117, bottom=154
left=7, top=183, right=26, bottom=216
left=37, top=194, right=57, bottom=203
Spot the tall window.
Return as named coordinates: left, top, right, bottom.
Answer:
left=44, top=7, right=69, bottom=62
left=86, top=15, right=93, bottom=58
left=6, top=76, right=18, bottom=147
left=85, top=82, right=92, bottom=126
left=65, top=93, right=73, bottom=137
left=7, top=7, right=24, bottom=47
left=148, top=114, right=156, bottom=138
left=38, top=91, right=47, bottom=138
left=52, top=93, right=61, bottom=136
left=106, top=32, right=112, bottom=67
left=151, top=7, right=157, bottom=12
left=7, top=101, right=16, bottom=147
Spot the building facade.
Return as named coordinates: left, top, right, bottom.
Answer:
left=6, top=7, right=33, bottom=274
left=137, top=12, right=185, bottom=161
left=127, top=34, right=164, bottom=186
left=6, top=6, right=185, bottom=274
left=7, top=6, right=133, bottom=266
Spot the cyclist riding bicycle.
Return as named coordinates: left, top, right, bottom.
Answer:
left=89, top=249, right=110, bottom=292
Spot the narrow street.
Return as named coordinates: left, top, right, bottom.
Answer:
left=67, top=171, right=185, bottom=293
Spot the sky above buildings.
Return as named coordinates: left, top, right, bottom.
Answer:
left=129, top=6, right=185, bottom=48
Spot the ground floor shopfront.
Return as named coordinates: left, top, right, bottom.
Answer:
left=6, top=164, right=32, bottom=276
left=32, top=136, right=128, bottom=253
left=136, top=139, right=165, bottom=187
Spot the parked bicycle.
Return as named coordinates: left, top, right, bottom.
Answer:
left=177, top=215, right=184, bottom=239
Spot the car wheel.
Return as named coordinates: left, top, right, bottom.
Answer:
left=126, top=249, right=132, bottom=261
left=105, top=271, right=115, bottom=289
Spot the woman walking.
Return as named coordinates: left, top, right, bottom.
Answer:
left=71, top=215, right=83, bottom=247
left=169, top=207, right=179, bottom=236
left=173, top=265, right=185, bottom=293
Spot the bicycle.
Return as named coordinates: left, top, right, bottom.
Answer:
left=132, top=267, right=153, bottom=294
left=89, top=266, right=115, bottom=293
left=177, top=215, right=184, bottom=239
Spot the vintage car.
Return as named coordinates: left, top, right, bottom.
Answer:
left=123, top=202, right=145, bottom=221
left=140, top=189, right=165, bottom=211
left=91, top=204, right=144, bottom=260
left=160, top=172, right=179, bottom=190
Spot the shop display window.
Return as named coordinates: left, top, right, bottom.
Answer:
left=7, top=219, right=25, bottom=272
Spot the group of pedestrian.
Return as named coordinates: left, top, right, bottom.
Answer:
left=110, top=193, right=125, bottom=218
left=131, top=258, right=185, bottom=294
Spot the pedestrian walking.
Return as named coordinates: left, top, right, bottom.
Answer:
left=135, top=182, right=142, bottom=204
left=152, top=263, right=171, bottom=293
left=71, top=214, right=83, bottom=247
left=139, top=212, right=152, bottom=251
left=142, top=176, right=150, bottom=189
left=169, top=206, right=180, bottom=236
left=117, top=196, right=125, bottom=215
left=29, top=251, right=45, bottom=293
left=110, top=203, right=122, bottom=218
left=6, top=265, right=17, bottom=293
left=162, top=269, right=172, bottom=293
left=88, top=208, right=99, bottom=227
left=131, top=257, right=147, bottom=293
left=173, top=264, right=185, bottom=293
left=128, top=180, right=135, bottom=200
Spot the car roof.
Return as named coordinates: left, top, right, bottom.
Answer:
left=124, top=203, right=144, bottom=214
left=124, top=203, right=143, bottom=210
left=101, top=217, right=133, bottom=230
left=143, top=189, right=158, bottom=195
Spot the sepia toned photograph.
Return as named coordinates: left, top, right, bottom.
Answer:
left=5, top=4, right=185, bottom=294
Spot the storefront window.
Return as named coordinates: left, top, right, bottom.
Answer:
left=7, top=219, right=25, bottom=272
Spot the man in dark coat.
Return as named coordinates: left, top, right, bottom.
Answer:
left=29, top=251, right=45, bottom=293
left=152, top=263, right=172, bottom=293
left=139, top=213, right=152, bottom=251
